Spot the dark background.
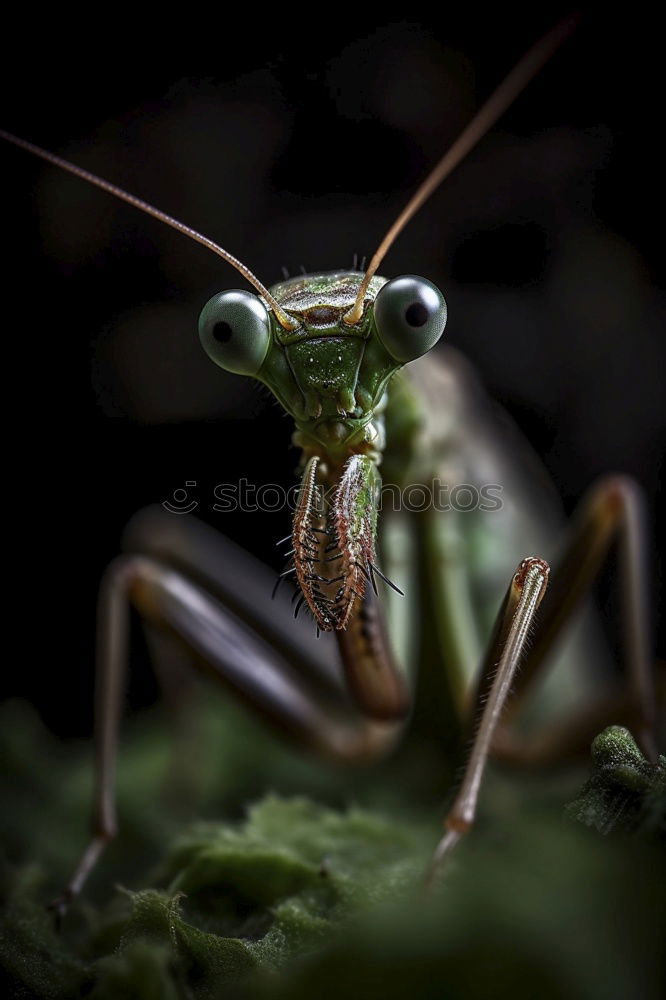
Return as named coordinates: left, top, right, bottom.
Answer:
left=1, top=8, right=664, bottom=737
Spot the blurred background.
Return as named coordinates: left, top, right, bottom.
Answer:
left=1, top=7, right=664, bottom=738
left=1, top=11, right=665, bottom=999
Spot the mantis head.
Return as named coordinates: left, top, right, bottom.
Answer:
left=198, top=270, right=446, bottom=630
left=198, top=270, right=446, bottom=457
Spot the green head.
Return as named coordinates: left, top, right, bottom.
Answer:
left=198, top=270, right=446, bottom=462
left=198, top=270, right=446, bottom=630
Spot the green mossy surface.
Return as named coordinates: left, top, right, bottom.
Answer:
left=1, top=701, right=664, bottom=999
left=565, top=725, right=665, bottom=836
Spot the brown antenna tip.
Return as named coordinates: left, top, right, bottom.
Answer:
left=343, top=15, right=580, bottom=326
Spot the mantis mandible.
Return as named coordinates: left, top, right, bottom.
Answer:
left=1, top=16, right=658, bottom=918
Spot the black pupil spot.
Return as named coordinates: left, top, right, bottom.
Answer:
left=405, top=301, right=428, bottom=327
left=213, top=321, right=233, bottom=343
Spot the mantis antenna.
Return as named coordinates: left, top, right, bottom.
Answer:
left=343, top=15, right=581, bottom=326
left=0, top=128, right=300, bottom=332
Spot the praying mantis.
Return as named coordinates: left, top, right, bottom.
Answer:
left=2, top=15, right=661, bottom=920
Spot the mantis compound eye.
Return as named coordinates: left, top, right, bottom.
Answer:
left=198, top=290, right=271, bottom=375
left=373, top=275, right=447, bottom=363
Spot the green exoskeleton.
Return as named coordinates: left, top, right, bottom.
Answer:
left=199, top=271, right=443, bottom=635
left=0, top=17, right=658, bottom=916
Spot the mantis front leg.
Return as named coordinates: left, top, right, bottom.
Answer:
left=427, top=556, right=550, bottom=883
left=424, top=475, right=659, bottom=885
